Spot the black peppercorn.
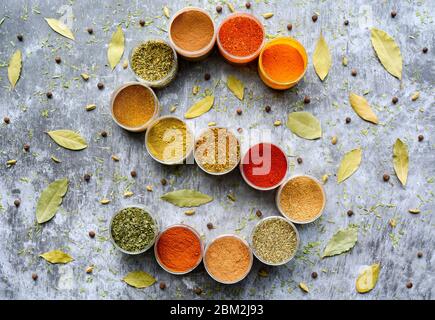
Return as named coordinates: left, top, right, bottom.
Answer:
left=303, top=96, right=310, bottom=104
left=97, top=82, right=104, bottom=90
left=14, top=199, right=21, bottom=207
left=84, top=173, right=91, bottom=182
left=139, top=19, right=145, bottom=27
left=345, top=117, right=351, bottom=124
left=392, top=96, right=398, bottom=104
left=55, top=56, right=61, bottom=64
left=347, top=210, right=354, bottom=217
left=383, top=174, right=390, bottom=182
left=216, top=5, right=222, bottom=13
left=256, top=210, right=262, bottom=217
left=351, top=69, right=357, bottom=76
left=17, top=34, right=24, bottom=41
left=46, top=92, right=53, bottom=99
left=159, top=282, right=166, bottom=290
left=406, top=281, right=413, bottom=289
left=32, top=273, right=38, bottom=281
left=101, top=131, right=108, bottom=138
left=344, top=20, right=349, bottom=26
left=417, top=252, right=423, bottom=258
left=3, top=117, right=10, bottom=124
left=311, top=272, right=318, bottom=279
left=391, top=10, right=397, bottom=18
left=312, top=14, right=318, bottom=22
left=297, top=157, right=303, bottom=164
left=89, top=230, right=96, bottom=238
left=87, top=27, right=93, bottom=34
left=287, top=23, right=293, bottom=31
left=207, top=222, right=214, bottom=230
left=194, top=287, right=203, bottom=295
left=23, top=144, right=30, bottom=152
left=422, top=47, right=428, bottom=54
left=130, top=170, right=137, bottom=178
left=236, top=108, right=242, bottom=115
left=265, top=105, right=271, bottom=113
left=245, top=2, right=251, bottom=9
left=161, top=178, right=167, bottom=185
left=418, top=135, right=424, bottom=142
left=204, top=73, right=211, bottom=81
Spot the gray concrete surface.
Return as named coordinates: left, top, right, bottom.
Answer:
left=0, top=0, right=434, bottom=300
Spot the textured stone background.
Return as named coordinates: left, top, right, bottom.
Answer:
left=0, top=0, right=433, bottom=300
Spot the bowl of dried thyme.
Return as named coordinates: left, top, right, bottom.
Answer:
left=250, top=216, right=299, bottom=266
left=109, top=205, right=159, bottom=255
left=129, top=39, right=178, bottom=88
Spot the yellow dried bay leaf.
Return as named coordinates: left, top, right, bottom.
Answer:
left=123, top=271, right=156, bottom=288
left=286, top=111, right=322, bottom=140
left=161, top=189, right=213, bottom=207
left=370, top=28, right=402, bottom=79
left=44, top=18, right=75, bottom=40
left=8, top=50, right=22, bottom=88
left=47, top=130, right=87, bottom=151
left=227, top=75, right=244, bottom=100
left=184, top=95, right=214, bottom=119
left=337, top=148, right=362, bottom=183
left=356, top=263, right=380, bottom=293
left=393, top=138, right=408, bottom=186
left=108, top=25, right=125, bottom=70
left=313, top=33, right=331, bottom=81
left=40, top=250, right=74, bottom=264
left=36, top=178, right=69, bottom=224
left=349, top=93, right=379, bottom=124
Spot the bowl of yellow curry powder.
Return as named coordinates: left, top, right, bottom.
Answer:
left=110, top=82, right=160, bottom=132
left=275, top=175, right=326, bottom=224
left=145, top=116, right=194, bottom=165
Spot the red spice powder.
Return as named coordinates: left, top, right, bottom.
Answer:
left=156, top=226, right=201, bottom=272
left=219, top=16, right=264, bottom=57
left=242, top=143, right=288, bottom=188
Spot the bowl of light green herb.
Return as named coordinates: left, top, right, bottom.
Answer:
left=110, top=205, right=159, bottom=255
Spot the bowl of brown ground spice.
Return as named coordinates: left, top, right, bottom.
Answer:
left=169, top=7, right=216, bottom=60
left=204, top=234, right=253, bottom=284
left=110, top=82, right=160, bottom=132
left=275, top=175, right=326, bottom=224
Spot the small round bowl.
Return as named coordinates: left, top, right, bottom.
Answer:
left=217, top=13, right=265, bottom=65
left=154, top=224, right=204, bottom=275
left=258, top=37, right=308, bottom=90
left=239, top=142, right=288, bottom=191
left=168, top=7, right=217, bottom=61
left=109, top=205, right=159, bottom=255
left=250, top=216, right=300, bottom=266
left=110, top=82, right=160, bottom=132
left=145, top=115, right=194, bottom=165
left=204, top=234, right=253, bottom=284
left=194, top=127, right=241, bottom=176
left=129, top=39, right=178, bottom=88
left=275, top=175, right=326, bottom=224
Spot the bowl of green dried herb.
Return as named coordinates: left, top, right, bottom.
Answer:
left=129, top=39, right=178, bottom=89
left=109, top=205, right=159, bottom=255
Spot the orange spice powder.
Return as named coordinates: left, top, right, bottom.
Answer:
left=113, top=85, right=155, bottom=128
left=261, top=44, right=305, bottom=83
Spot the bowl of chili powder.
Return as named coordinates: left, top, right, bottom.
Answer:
left=240, top=142, right=288, bottom=191
left=154, top=224, right=203, bottom=275
left=217, top=13, right=265, bottom=65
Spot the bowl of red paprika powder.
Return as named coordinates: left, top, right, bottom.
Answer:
left=240, top=142, right=288, bottom=191
left=154, top=224, right=203, bottom=275
left=217, top=13, right=265, bottom=65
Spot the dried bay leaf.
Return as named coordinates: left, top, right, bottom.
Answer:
left=227, top=75, right=244, bottom=100
left=393, top=138, right=408, bottom=186
left=44, top=18, right=75, bottom=40
left=47, top=130, right=87, bottom=151
left=8, top=50, right=22, bottom=88
left=161, top=189, right=213, bottom=207
left=370, top=28, right=402, bottom=79
left=123, top=271, right=156, bottom=288
left=286, top=111, right=322, bottom=140
left=108, top=25, right=124, bottom=70
left=337, top=148, right=362, bottom=183
left=322, top=226, right=358, bottom=258
left=184, top=95, right=214, bottom=119
left=349, top=93, right=379, bottom=124
left=36, top=178, right=69, bottom=224
left=40, top=250, right=73, bottom=264
left=313, top=33, right=331, bottom=81
left=356, top=263, right=380, bottom=293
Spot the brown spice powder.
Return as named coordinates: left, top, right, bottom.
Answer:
left=205, top=236, right=251, bottom=283
left=279, top=176, right=324, bottom=222
left=113, top=85, right=155, bottom=128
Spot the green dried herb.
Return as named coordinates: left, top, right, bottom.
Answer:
left=131, top=40, right=174, bottom=82
left=111, top=207, right=156, bottom=253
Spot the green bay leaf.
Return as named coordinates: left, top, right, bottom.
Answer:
left=356, top=263, right=380, bottom=293
left=44, top=18, right=75, bottom=40
left=286, top=111, right=322, bottom=140
left=123, top=271, right=156, bottom=288
left=108, top=25, right=124, bottom=70
left=8, top=50, right=22, bottom=88
left=227, top=75, right=244, bottom=100
left=36, top=178, right=69, bottom=224
left=40, top=250, right=74, bottom=264
left=313, top=33, right=331, bottom=81
left=393, top=138, right=408, bottom=186
left=337, top=148, right=362, bottom=183
left=370, top=28, right=402, bottom=79
left=161, top=189, right=213, bottom=207
left=184, top=96, right=214, bottom=119
left=322, top=226, right=358, bottom=258
left=47, top=130, right=87, bottom=150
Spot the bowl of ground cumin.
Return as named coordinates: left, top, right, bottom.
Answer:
left=194, top=127, right=240, bottom=175
left=276, top=175, right=326, bottom=224
left=169, top=7, right=216, bottom=60
left=204, top=234, right=253, bottom=284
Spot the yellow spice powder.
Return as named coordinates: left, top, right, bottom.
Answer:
left=279, top=176, right=324, bottom=222
left=146, top=117, right=193, bottom=163
left=113, top=84, right=155, bottom=128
